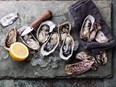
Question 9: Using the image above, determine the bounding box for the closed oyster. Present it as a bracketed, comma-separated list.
[95, 51, 107, 65]
[20, 33, 40, 50]
[36, 21, 56, 43]
[95, 31, 109, 43]
[41, 33, 59, 56]
[4, 27, 17, 51]
[65, 60, 94, 75]
[58, 21, 71, 40]
[80, 15, 95, 40]
[59, 34, 74, 60]
[76, 51, 99, 70]
[0, 12, 19, 27]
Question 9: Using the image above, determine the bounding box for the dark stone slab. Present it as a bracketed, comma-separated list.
[0, 1, 112, 79]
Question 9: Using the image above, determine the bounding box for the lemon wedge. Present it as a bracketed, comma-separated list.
[9, 42, 29, 61]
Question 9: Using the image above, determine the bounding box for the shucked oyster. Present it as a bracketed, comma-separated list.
[20, 33, 40, 50]
[80, 15, 95, 40]
[36, 21, 56, 43]
[58, 21, 71, 40]
[95, 31, 109, 43]
[59, 34, 74, 60]
[0, 12, 19, 27]
[4, 27, 17, 51]
[41, 33, 59, 56]
[65, 60, 94, 75]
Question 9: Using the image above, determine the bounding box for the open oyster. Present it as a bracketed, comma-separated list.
[95, 51, 107, 65]
[20, 33, 40, 50]
[40, 33, 59, 56]
[76, 52, 99, 70]
[0, 12, 19, 27]
[65, 60, 94, 75]
[58, 21, 71, 40]
[59, 34, 74, 60]
[36, 21, 56, 43]
[4, 27, 17, 51]
[80, 15, 95, 40]
[95, 31, 109, 43]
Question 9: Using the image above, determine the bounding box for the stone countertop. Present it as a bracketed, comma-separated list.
[0, 1, 112, 79]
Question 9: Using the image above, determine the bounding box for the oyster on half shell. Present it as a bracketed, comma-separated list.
[20, 33, 40, 50]
[4, 27, 17, 51]
[95, 31, 109, 43]
[59, 34, 74, 60]
[36, 21, 56, 43]
[80, 15, 95, 41]
[40, 33, 59, 56]
[58, 21, 71, 40]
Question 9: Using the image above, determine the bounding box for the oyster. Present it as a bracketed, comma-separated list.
[80, 15, 95, 40]
[65, 60, 94, 75]
[0, 12, 19, 27]
[95, 31, 109, 43]
[59, 34, 74, 60]
[95, 51, 107, 65]
[4, 27, 17, 51]
[76, 51, 99, 70]
[20, 33, 40, 50]
[58, 21, 71, 40]
[41, 33, 59, 56]
[36, 21, 56, 43]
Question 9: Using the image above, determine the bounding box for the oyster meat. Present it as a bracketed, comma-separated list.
[41, 33, 59, 56]
[95, 31, 109, 43]
[58, 21, 71, 40]
[80, 15, 95, 40]
[0, 12, 19, 27]
[20, 33, 40, 50]
[59, 34, 74, 60]
[95, 51, 107, 65]
[4, 27, 17, 51]
[36, 21, 56, 43]
[65, 60, 94, 75]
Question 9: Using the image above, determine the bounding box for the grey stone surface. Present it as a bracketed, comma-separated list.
[0, 1, 112, 79]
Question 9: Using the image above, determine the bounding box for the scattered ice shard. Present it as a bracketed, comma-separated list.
[0, 12, 19, 27]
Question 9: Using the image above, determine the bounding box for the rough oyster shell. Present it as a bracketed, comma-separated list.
[95, 51, 107, 65]
[58, 21, 71, 40]
[76, 51, 99, 70]
[59, 34, 74, 60]
[4, 27, 17, 51]
[65, 60, 94, 75]
[20, 33, 40, 50]
[0, 12, 19, 27]
[36, 21, 56, 43]
[41, 33, 59, 56]
[95, 31, 109, 43]
[80, 15, 95, 40]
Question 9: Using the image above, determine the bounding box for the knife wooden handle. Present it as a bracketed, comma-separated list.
[31, 10, 52, 29]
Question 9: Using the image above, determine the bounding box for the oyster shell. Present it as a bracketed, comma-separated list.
[20, 33, 40, 50]
[0, 12, 19, 27]
[59, 34, 74, 60]
[4, 27, 17, 51]
[95, 51, 107, 65]
[41, 33, 59, 56]
[76, 51, 99, 70]
[65, 60, 94, 75]
[36, 21, 56, 43]
[58, 21, 71, 40]
[80, 15, 95, 40]
[95, 31, 109, 43]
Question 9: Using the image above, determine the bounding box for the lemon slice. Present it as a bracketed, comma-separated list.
[9, 42, 29, 61]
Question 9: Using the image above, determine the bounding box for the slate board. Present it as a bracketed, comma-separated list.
[0, 1, 112, 79]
